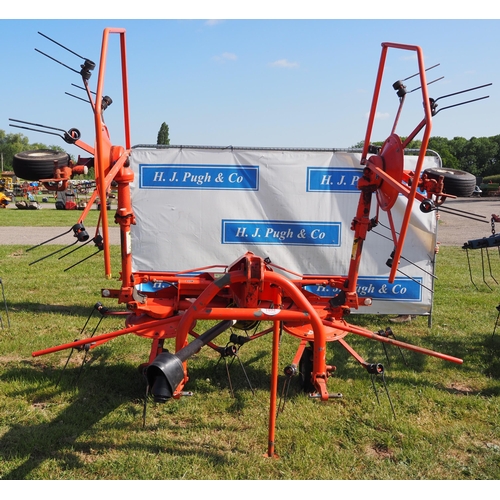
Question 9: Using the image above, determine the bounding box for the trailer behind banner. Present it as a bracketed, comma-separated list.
[129, 146, 440, 315]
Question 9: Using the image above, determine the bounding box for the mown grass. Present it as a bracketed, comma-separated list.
[1, 205, 102, 227]
[1, 242, 500, 480]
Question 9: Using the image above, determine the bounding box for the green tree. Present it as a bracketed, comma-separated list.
[351, 137, 422, 150]
[427, 136, 460, 170]
[0, 130, 65, 171]
[157, 122, 170, 145]
[486, 134, 500, 177]
[0, 131, 30, 169]
[350, 134, 500, 179]
[462, 136, 499, 177]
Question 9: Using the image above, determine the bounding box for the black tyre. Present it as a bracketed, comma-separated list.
[423, 167, 476, 197]
[12, 149, 70, 181]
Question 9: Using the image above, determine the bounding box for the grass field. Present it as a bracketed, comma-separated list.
[1, 204, 102, 227]
[1, 242, 500, 482]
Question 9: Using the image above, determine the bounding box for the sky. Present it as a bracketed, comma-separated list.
[1, 6, 500, 160]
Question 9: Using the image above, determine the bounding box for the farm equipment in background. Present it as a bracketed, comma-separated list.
[10, 29, 492, 457]
[0, 191, 11, 208]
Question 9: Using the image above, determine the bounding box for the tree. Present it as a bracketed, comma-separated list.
[0, 130, 66, 171]
[350, 137, 422, 150]
[462, 136, 499, 177]
[0, 131, 30, 169]
[428, 136, 460, 170]
[157, 122, 170, 145]
[340, 134, 500, 179]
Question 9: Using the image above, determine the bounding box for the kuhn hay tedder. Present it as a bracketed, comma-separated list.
[10, 29, 493, 457]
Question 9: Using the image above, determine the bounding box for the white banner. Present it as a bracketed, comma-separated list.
[129, 147, 439, 315]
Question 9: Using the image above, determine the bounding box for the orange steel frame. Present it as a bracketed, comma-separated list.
[31, 31, 463, 458]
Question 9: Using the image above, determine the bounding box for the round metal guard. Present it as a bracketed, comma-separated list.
[375, 133, 404, 211]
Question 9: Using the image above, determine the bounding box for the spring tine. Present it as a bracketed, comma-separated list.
[381, 328, 408, 366]
[402, 63, 440, 82]
[74, 349, 90, 385]
[434, 83, 492, 103]
[9, 117, 67, 134]
[8, 123, 65, 141]
[481, 248, 493, 290]
[433, 206, 488, 223]
[381, 343, 390, 366]
[58, 237, 95, 260]
[142, 384, 149, 429]
[71, 83, 96, 95]
[439, 205, 487, 219]
[277, 377, 290, 415]
[388, 328, 408, 365]
[278, 372, 295, 415]
[65, 92, 91, 104]
[72, 315, 104, 386]
[34, 48, 81, 75]
[80, 304, 98, 334]
[235, 352, 255, 395]
[485, 248, 499, 285]
[395, 341, 408, 366]
[434, 96, 490, 115]
[26, 227, 74, 251]
[381, 372, 397, 419]
[29, 241, 78, 265]
[371, 229, 438, 280]
[56, 305, 99, 387]
[370, 374, 381, 405]
[38, 31, 88, 61]
[394, 268, 434, 294]
[73, 318, 103, 385]
[0, 278, 10, 329]
[465, 248, 479, 290]
[63, 249, 102, 272]
[409, 76, 445, 94]
[56, 348, 75, 387]
[397, 346, 407, 366]
[225, 357, 235, 398]
[493, 310, 500, 337]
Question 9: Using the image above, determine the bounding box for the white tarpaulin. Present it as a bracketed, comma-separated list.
[129, 146, 440, 315]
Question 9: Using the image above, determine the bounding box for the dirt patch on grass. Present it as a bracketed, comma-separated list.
[365, 442, 395, 460]
[445, 382, 478, 395]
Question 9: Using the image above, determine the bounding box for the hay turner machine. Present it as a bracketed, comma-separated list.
[12, 29, 492, 457]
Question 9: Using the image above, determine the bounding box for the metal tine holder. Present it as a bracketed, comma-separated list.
[367, 363, 397, 419]
[57, 302, 129, 387]
[27, 223, 90, 265]
[462, 217, 500, 290]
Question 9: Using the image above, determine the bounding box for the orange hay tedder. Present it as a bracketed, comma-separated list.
[11, 29, 492, 457]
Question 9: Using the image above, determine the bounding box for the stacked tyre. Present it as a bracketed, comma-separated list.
[12, 150, 70, 181]
[423, 167, 476, 198]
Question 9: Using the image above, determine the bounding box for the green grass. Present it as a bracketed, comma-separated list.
[1, 206, 102, 227]
[1, 244, 500, 480]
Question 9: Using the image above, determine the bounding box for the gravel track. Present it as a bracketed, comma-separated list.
[0, 224, 120, 246]
[434, 197, 500, 247]
[1, 197, 499, 247]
